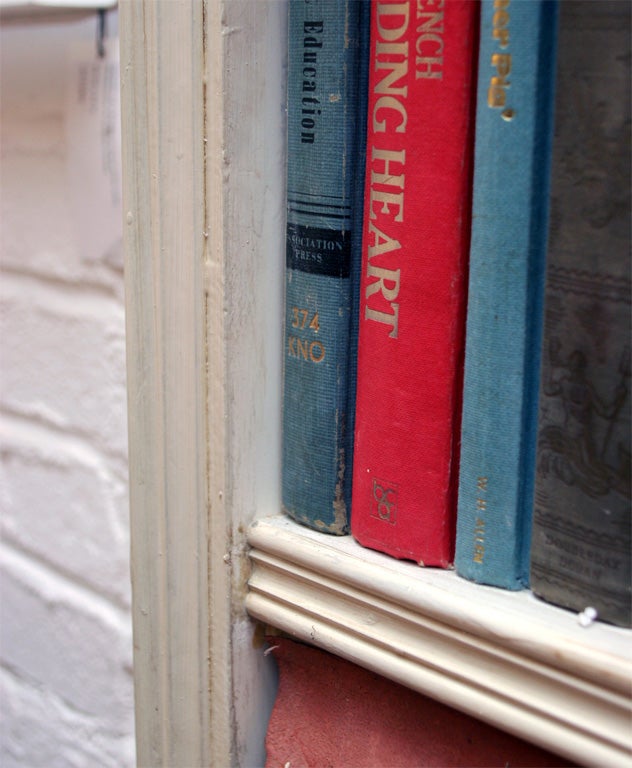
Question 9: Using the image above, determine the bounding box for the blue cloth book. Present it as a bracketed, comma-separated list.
[282, 0, 369, 533]
[455, 0, 559, 588]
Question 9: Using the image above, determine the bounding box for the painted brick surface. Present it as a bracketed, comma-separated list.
[0, 12, 134, 766]
[1, 666, 134, 768]
[1, 548, 133, 733]
[0, 278, 128, 459]
[1, 417, 130, 607]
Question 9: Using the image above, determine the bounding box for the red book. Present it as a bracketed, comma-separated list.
[351, 0, 478, 566]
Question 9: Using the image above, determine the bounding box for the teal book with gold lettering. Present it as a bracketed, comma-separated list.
[282, 0, 369, 533]
[455, 0, 559, 587]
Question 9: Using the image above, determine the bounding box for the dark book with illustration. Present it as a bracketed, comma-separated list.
[529, 0, 631, 627]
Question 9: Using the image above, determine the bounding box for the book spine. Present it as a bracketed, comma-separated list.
[455, 0, 559, 589]
[282, 0, 369, 534]
[530, 0, 631, 627]
[351, 0, 478, 566]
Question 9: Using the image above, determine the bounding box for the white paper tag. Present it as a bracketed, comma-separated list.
[65, 39, 122, 264]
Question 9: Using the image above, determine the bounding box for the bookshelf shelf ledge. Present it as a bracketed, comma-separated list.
[246, 514, 632, 768]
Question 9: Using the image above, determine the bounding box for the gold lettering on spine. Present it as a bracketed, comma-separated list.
[288, 306, 324, 364]
[375, 48, 409, 97]
[473, 476, 488, 564]
[364, 5, 410, 338]
[415, 0, 444, 79]
[367, 221, 401, 259]
[488, 54, 511, 108]
[373, 28, 408, 133]
[487, 0, 514, 120]
[370, 147, 406, 188]
[370, 188, 405, 222]
[492, 0, 510, 48]
[373, 96, 408, 134]
[376, 2, 410, 40]
[288, 336, 326, 364]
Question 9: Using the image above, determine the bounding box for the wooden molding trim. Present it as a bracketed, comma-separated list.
[120, 1, 232, 765]
[247, 515, 632, 768]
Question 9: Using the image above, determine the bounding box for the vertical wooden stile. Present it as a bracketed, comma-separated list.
[120, 0, 284, 764]
[119, 1, 231, 764]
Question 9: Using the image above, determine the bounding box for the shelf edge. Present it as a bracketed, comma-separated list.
[246, 515, 632, 768]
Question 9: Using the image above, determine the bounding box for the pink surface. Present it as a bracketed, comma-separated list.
[265, 637, 573, 768]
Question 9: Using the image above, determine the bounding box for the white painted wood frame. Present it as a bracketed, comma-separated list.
[120, 2, 631, 767]
[120, 1, 283, 765]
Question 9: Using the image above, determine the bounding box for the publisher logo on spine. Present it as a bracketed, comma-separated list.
[371, 478, 398, 524]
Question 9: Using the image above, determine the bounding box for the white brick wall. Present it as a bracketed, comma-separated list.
[0, 12, 135, 767]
